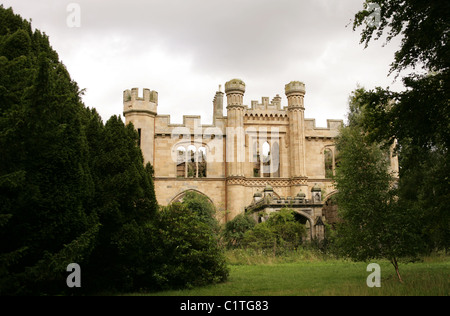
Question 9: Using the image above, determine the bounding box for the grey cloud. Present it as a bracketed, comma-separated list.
[1, 0, 401, 126]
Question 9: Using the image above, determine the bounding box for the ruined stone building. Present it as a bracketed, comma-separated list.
[123, 79, 398, 239]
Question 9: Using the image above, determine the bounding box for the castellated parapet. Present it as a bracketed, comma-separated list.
[225, 78, 246, 107]
[123, 88, 158, 116]
[224, 78, 246, 94]
[285, 81, 305, 108]
[250, 95, 282, 111]
[121, 79, 394, 239]
[122, 88, 158, 168]
[285, 81, 306, 96]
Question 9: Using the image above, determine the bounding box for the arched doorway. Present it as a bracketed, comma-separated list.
[322, 191, 339, 228]
[292, 210, 315, 241]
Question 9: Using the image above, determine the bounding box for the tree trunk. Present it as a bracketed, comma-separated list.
[391, 257, 403, 283]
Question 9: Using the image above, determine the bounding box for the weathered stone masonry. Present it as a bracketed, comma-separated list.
[122, 79, 398, 240]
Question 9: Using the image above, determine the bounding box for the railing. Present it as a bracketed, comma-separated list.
[245, 196, 321, 213]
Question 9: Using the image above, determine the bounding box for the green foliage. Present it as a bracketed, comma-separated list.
[0, 6, 98, 294]
[223, 213, 256, 248]
[353, 0, 449, 73]
[243, 222, 276, 250]
[240, 209, 306, 254]
[268, 209, 307, 249]
[351, 1, 449, 251]
[333, 91, 426, 281]
[180, 191, 218, 231]
[81, 115, 157, 293]
[1, 28, 31, 60]
[0, 6, 158, 295]
[0, 6, 231, 295]
[147, 203, 229, 291]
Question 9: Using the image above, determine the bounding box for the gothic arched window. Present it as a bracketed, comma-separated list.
[175, 144, 208, 178]
[252, 140, 281, 178]
[262, 142, 271, 178]
[187, 145, 197, 178]
[324, 148, 333, 179]
[253, 141, 260, 177]
[176, 146, 186, 178]
[198, 146, 207, 178]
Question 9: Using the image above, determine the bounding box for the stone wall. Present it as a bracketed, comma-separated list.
[123, 81, 369, 225]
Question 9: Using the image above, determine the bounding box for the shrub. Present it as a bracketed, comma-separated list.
[181, 191, 219, 232]
[148, 203, 229, 290]
[242, 222, 276, 250]
[223, 213, 256, 248]
[241, 209, 306, 254]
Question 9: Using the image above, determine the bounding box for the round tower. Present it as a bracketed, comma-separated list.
[285, 81, 305, 107]
[225, 79, 246, 219]
[123, 88, 158, 165]
[285, 81, 307, 196]
[225, 79, 246, 176]
[225, 78, 246, 106]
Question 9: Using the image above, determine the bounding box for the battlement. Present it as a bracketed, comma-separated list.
[225, 79, 246, 94]
[285, 81, 306, 96]
[250, 95, 283, 111]
[304, 119, 343, 139]
[155, 115, 225, 136]
[123, 88, 158, 116]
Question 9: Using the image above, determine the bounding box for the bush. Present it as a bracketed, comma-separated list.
[242, 222, 276, 250]
[181, 191, 219, 232]
[223, 213, 256, 248]
[241, 209, 306, 254]
[148, 203, 229, 291]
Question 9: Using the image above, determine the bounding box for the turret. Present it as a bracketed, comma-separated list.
[123, 88, 158, 116]
[225, 78, 246, 176]
[123, 88, 158, 165]
[285, 81, 305, 108]
[285, 81, 307, 194]
[225, 78, 246, 219]
[225, 78, 246, 107]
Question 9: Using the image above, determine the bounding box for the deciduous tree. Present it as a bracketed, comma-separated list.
[333, 90, 425, 282]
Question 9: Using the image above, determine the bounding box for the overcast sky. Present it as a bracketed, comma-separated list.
[1, 0, 405, 127]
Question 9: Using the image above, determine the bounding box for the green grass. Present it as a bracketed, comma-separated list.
[131, 251, 449, 296]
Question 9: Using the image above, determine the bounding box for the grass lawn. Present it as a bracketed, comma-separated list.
[137, 253, 449, 296]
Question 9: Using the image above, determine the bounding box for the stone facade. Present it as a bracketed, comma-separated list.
[123, 79, 398, 238]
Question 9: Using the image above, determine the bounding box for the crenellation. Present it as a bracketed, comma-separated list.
[304, 119, 343, 134]
[123, 87, 158, 116]
[250, 94, 284, 111]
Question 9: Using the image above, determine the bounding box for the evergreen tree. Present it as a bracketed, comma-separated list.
[0, 6, 97, 295]
[0, 6, 157, 294]
[83, 115, 157, 292]
[0, 5, 227, 295]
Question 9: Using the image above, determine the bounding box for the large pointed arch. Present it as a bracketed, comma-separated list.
[322, 190, 339, 226]
[169, 189, 214, 206]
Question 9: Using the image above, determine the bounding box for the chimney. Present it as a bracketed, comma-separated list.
[213, 85, 224, 118]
